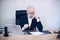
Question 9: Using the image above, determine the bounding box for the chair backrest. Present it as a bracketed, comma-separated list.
[16, 10, 27, 28]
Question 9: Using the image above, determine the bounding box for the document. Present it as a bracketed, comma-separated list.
[30, 32, 44, 35]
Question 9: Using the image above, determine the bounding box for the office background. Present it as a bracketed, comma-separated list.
[0, 0, 60, 30]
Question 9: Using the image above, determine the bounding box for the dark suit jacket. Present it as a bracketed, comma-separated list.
[20, 16, 43, 32]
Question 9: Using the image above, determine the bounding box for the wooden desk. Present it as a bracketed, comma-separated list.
[0, 34, 60, 40]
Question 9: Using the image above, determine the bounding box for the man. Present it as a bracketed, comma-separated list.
[21, 6, 43, 32]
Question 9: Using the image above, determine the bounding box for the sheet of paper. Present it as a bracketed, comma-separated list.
[30, 32, 44, 35]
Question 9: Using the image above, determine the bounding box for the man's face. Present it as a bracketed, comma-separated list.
[27, 6, 35, 18]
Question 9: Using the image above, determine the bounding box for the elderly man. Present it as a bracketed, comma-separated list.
[22, 6, 43, 32]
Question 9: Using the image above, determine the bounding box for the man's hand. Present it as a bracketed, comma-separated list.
[34, 16, 40, 22]
[22, 24, 29, 31]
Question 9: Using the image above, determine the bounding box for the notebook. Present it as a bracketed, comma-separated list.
[5, 24, 24, 34]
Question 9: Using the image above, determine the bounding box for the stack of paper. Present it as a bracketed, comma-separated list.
[30, 32, 44, 35]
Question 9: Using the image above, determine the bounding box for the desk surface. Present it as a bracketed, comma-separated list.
[0, 34, 60, 40]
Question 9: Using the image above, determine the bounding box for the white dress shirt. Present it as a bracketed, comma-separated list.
[28, 16, 33, 27]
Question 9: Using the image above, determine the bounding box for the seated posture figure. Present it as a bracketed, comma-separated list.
[21, 6, 43, 32]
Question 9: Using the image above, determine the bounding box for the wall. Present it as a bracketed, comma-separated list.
[0, 0, 60, 30]
[0, 0, 2, 27]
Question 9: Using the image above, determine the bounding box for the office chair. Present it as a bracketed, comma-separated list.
[16, 10, 27, 28]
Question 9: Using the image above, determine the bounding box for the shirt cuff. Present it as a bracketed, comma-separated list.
[22, 27, 25, 31]
[37, 18, 40, 22]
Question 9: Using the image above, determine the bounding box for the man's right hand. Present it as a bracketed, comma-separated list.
[22, 24, 29, 31]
